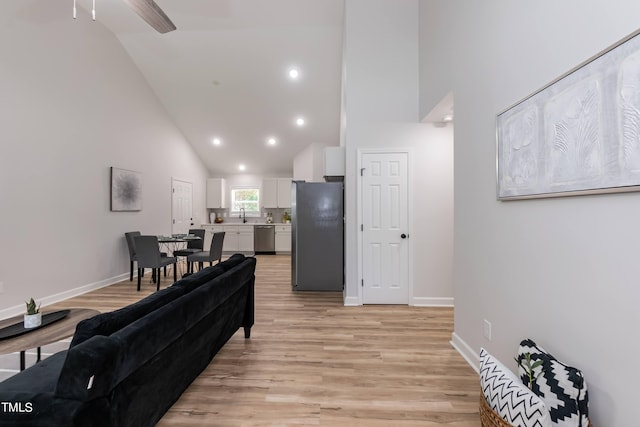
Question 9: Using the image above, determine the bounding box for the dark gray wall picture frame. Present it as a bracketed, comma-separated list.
[110, 167, 142, 211]
[497, 28, 640, 200]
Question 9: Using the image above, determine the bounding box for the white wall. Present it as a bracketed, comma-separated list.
[0, 1, 209, 316]
[293, 143, 326, 182]
[418, 0, 640, 424]
[342, 0, 453, 305]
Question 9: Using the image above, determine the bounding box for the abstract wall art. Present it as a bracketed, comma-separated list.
[110, 167, 142, 211]
[497, 29, 640, 200]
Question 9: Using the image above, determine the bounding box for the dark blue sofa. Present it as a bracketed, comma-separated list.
[0, 254, 256, 427]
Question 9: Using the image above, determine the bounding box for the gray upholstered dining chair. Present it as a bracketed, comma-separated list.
[125, 231, 168, 282]
[173, 229, 206, 273]
[187, 231, 225, 272]
[134, 235, 177, 291]
[125, 231, 142, 282]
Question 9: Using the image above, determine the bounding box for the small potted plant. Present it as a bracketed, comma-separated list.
[515, 352, 543, 390]
[24, 298, 42, 329]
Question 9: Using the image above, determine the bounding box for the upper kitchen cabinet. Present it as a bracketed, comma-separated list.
[277, 178, 292, 207]
[206, 178, 226, 209]
[262, 178, 292, 208]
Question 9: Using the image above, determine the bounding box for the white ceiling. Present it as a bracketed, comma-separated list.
[84, 0, 345, 176]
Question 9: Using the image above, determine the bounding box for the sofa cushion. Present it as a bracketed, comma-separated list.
[0, 351, 67, 394]
[171, 254, 245, 293]
[220, 253, 246, 271]
[70, 285, 184, 347]
[480, 348, 551, 427]
[517, 339, 589, 427]
[172, 265, 225, 293]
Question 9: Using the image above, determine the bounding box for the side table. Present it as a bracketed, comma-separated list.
[0, 308, 100, 371]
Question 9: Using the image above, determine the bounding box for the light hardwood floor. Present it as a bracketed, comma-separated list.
[3, 255, 481, 426]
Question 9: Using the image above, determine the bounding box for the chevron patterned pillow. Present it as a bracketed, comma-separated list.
[480, 348, 552, 427]
[517, 339, 589, 427]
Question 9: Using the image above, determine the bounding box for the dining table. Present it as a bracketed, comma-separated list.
[157, 234, 202, 276]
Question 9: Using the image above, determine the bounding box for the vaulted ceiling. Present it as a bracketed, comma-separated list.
[83, 0, 344, 175]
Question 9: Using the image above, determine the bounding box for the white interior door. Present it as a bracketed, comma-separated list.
[172, 179, 193, 235]
[361, 152, 409, 304]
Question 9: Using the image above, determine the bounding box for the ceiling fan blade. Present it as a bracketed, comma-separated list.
[122, 0, 176, 33]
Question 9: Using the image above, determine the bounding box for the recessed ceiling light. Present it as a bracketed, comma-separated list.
[295, 117, 305, 127]
[442, 114, 454, 122]
[288, 68, 300, 80]
[267, 137, 277, 146]
[212, 138, 221, 146]
[238, 164, 246, 171]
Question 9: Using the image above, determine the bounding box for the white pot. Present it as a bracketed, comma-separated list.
[24, 313, 42, 329]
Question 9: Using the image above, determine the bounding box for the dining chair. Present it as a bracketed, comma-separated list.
[125, 231, 143, 281]
[173, 229, 206, 273]
[173, 228, 205, 257]
[125, 231, 168, 282]
[187, 232, 225, 272]
[134, 235, 177, 291]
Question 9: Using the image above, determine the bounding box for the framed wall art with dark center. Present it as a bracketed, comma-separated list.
[110, 167, 142, 211]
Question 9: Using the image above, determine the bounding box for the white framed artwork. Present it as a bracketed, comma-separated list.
[497, 28, 640, 200]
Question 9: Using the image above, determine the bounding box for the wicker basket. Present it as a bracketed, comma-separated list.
[479, 393, 594, 427]
[480, 392, 511, 427]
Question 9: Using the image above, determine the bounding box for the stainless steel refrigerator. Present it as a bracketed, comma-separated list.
[291, 181, 344, 291]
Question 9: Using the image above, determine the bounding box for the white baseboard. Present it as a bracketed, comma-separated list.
[343, 295, 360, 306]
[450, 332, 479, 374]
[343, 296, 454, 307]
[0, 272, 129, 321]
[412, 297, 454, 307]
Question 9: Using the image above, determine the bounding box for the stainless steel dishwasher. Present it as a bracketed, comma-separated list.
[254, 225, 275, 254]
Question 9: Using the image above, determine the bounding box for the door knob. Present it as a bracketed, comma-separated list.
[401, 233, 408, 239]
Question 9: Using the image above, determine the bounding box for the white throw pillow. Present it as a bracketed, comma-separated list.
[480, 347, 552, 427]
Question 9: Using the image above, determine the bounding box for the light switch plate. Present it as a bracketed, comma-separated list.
[483, 319, 492, 341]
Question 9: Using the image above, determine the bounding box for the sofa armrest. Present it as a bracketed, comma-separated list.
[54, 335, 122, 402]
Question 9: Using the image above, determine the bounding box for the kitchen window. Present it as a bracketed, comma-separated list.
[231, 187, 260, 216]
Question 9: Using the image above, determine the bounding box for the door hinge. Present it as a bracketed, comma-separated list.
[361, 224, 363, 231]
[361, 279, 364, 287]
[360, 168, 365, 176]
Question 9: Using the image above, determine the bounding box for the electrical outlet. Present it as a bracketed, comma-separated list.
[483, 319, 492, 341]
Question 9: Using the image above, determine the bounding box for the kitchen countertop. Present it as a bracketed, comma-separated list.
[201, 222, 290, 226]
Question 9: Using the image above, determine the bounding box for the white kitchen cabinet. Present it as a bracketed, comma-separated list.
[262, 178, 292, 208]
[262, 178, 278, 208]
[222, 225, 238, 252]
[220, 225, 254, 253]
[324, 146, 345, 177]
[275, 225, 291, 253]
[276, 178, 292, 208]
[238, 227, 254, 252]
[206, 178, 226, 208]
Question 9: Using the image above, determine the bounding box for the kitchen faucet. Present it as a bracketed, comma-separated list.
[239, 208, 247, 223]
